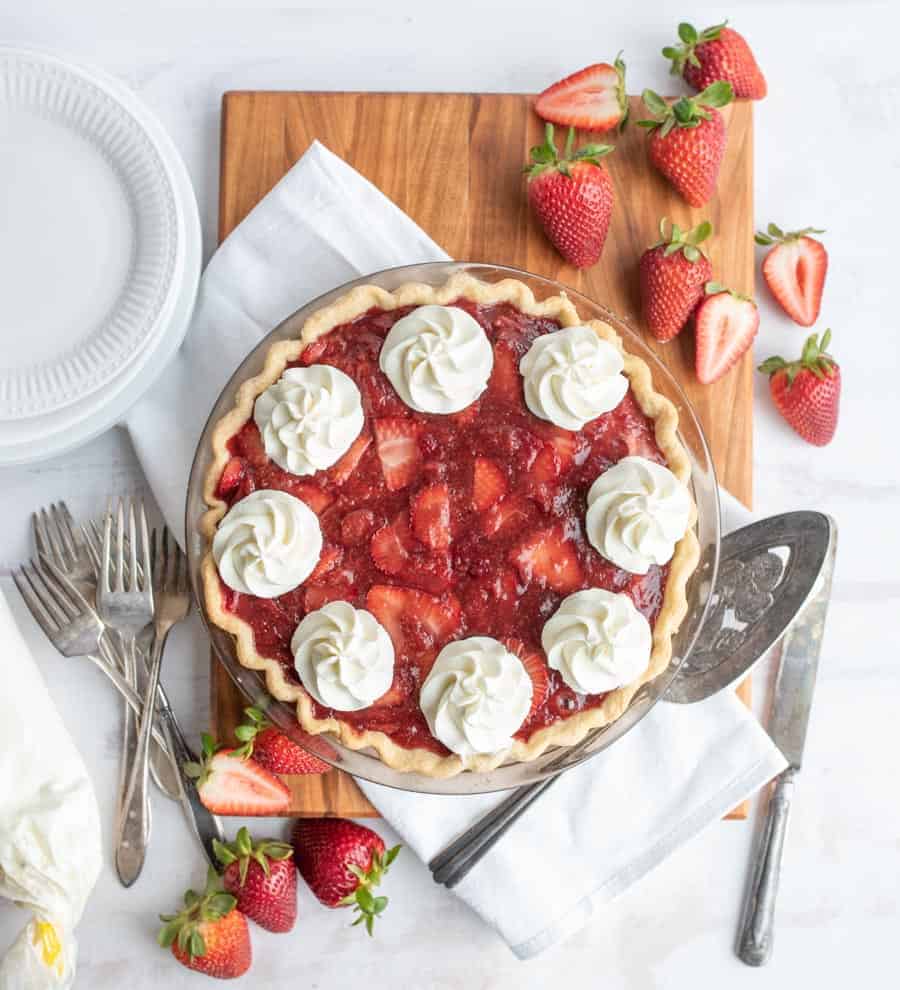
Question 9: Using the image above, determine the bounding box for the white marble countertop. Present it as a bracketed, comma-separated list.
[1, 2, 897, 987]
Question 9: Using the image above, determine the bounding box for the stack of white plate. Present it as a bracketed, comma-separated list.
[0, 47, 201, 465]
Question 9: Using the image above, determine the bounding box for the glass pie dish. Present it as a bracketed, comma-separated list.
[185, 261, 720, 795]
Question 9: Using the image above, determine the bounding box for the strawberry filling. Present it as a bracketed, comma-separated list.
[217, 300, 669, 756]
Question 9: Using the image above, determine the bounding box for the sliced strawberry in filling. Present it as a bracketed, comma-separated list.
[217, 456, 245, 498]
[373, 418, 422, 491]
[483, 494, 538, 538]
[511, 526, 583, 594]
[328, 432, 372, 485]
[503, 638, 550, 719]
[411, 483, 451, 550]
[472, 457, 507, 511]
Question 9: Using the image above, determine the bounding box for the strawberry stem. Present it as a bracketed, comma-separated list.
[158, 867, 237, 960]
[637, 81, 733, 136]
[338, 844, 402, 936]
[662, 20, 728, 77]
[754, 222, 826, 246]
[214, 826, 293, 887]
[653, 217, 713, 262]
[524, 123, 614, 179]
[758, 330, 836, 386]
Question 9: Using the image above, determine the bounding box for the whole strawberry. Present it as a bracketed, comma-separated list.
[234, 706, 330, 775]
[524, 123, 615, 268]
[664, 21, 767, 100]
[214, 827, 297, 933]
[638, 82, 733, 207]
[755, 223, 828, 327]
[759, 330, 840, 446]
[158, 868, 252, 980]
[292, 818, 401, 935]
[640, 218, 713, 341]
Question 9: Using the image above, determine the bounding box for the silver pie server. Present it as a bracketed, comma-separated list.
[429, 511, 836, 889]
[736, 513, 837, 965]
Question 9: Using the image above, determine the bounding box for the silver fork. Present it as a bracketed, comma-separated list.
[116, 527, 192, 884]
[96, 499, 155, 886]
[11, 557, 173, 755]
[14, 555, 225, 870]
[32, 502, 180, 800]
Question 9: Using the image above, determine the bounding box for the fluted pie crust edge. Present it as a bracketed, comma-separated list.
[201, 273, 700, 778]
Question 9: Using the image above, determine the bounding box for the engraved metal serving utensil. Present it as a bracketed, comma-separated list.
[430, 511, 836, 889]
[736, 514, 837, 966]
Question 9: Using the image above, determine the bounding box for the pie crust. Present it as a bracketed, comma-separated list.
[201, 274, 700, 777]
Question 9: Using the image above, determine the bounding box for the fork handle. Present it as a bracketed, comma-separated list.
[115, 632, 163, 886]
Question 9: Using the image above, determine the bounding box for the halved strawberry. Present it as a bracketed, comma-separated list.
[340, 508, 380, 547]
[529, 431, 578, 484]
[695, 286, 760, 385]
[328, 433, 372, 486]
[373, 418, 421, 491]
[299, 337, 328, 365]
[371, 512, 415, 575]
[307, 545, 343, 584]
[503, 638, 550, 718]
[186, 737, 290, 816]
[490, 343, 522, 404]
[756, 224, 827, 327]
[511, 527, 583, 593]
[410, 483, 451, 550]
[217, 457, 245, 499]
[366, 585, 461, 657]
[483, 495, 538, 538]
[472, 457, 507, 511]
[232, 422, 268, 467]
[535, 56, 629, 133]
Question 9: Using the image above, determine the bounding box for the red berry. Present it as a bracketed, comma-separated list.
[757, 224, 828, 327]
[215, 827, 297, 933]
[694, 287, 759, 385]
[535, 56, 629, 133]
[665, 22, 767, 101]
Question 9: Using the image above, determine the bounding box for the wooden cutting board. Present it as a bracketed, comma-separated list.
[213, 91, 754, 819]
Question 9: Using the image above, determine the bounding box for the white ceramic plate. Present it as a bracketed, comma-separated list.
[0, 48, 201, 465]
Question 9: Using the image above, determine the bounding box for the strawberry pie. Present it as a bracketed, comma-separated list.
[201, 274, 699, 777]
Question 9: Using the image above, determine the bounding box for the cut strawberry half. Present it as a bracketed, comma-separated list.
[217, 457, 245, 499]
[472, 457, 507, 511]
[307, 545, 343, 584]
[373, 418, 422, 491]
[188, 742, 291, 816]
[535, 56, 628, 133]
[328, 433, 372, 486]
[511, 526, 583, 594]
[757, 227, 827, 327]
[695, 287, 760, 385]
[503, 638, 550, 719]
[490, 342, 522, 404]
[482, 495, 538, 538]
[340, 508, 380, 547]
[366, 585, 461, 657]
[411, 483, 451, 550]
[371, 512, 415, 575]
[528, 431, 578, 484]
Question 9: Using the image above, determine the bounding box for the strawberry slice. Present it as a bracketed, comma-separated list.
[472, 457, 507, 511]
[490, 342, 522, 404]
[503, 638, 550, 718]
[410, 483, 451, 550]
[511, 527, 583, 593]
[758, 227, 827, 327]
[366, 585, 461, 657]
[217, 457, 245, 499]
[276, 480, 333, 515]
[340, 508, 379, 547]
[535, 57, 628, 133]
[483, 495, 538, 538]
[328, 433, 372, 486]
[371, 512, 415, 575]
[304, 584, 350, 612]
[373, 418, 421, 491]
[306, 545, 343, 584]
[232, 422, 268, 467]
[528, 431, 578, 484]
[191, 745, 291, 816]
[299, 337, 328, 365]
[695, 288, 760, 385]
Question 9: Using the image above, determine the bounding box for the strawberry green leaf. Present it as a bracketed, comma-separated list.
[678, 22, 698, 44]
[696, 80, 733, 108]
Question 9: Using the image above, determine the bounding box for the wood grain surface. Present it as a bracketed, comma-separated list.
[214, 91, 754, 818]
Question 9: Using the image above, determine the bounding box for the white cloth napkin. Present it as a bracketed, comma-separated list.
[0, 589, 102, 989]
[124, 140, 786, 959]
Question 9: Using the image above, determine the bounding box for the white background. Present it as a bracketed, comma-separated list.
[0, 2, 897, 988]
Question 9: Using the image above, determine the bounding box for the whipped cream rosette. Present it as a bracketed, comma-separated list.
[253, 365, 363, 476]
[379, 304, 493, 414]
[586, 456, 691, 574]
[419, 637, 532, 758]
[212, 489, 322, 597]
[542, 588, 652, 695]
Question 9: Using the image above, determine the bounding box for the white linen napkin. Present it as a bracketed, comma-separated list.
[0, 588, 102, 989]
[124, 140, 786, 959]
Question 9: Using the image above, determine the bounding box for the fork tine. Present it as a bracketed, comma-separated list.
[163, 527, 173, 591]
[22, 563, 70, 628]
[82, 523, 101, 574]
[127, 500, 138, 593]
[37, 556, 81, 620]
[12, 567, 59, 635]
[40, 555, 94, 616]
[55, 502, 82, 558]
[115, 500, 125, 593]
[138, 502, 152, 594]
[32, 510, 52, 561]
[49, 504, 77, 568]
[42, 507, 70, 568]
[102, 504, 113, 593]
